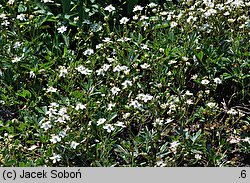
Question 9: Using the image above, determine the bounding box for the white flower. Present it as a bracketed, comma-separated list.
[136, 94, 153, 102]
[50, 134, 61, 144]
[156, 160, 166, 167]
[103, 124, 115, 133]
[191, 74, 198, 80]
[7, 0, 15, 5]
[74, 16, 79, 22]
[46, 86, 57, 93]
[49, 102, 59, 108]
[59, 130, 67, 138]
[107, 103, 116, 111]
[122, 80, 132, 89]
[28, 145, 38, 151]
[76, 65, 92, 75]
[133, 5, 144, 12]
[41, 121, 52, 131]
[143, 94, 153, 102]
[239, 112, 245, 117]
[227, 108, 238, 115]
[223, 11, 230, 16]
[56, 117, 66, 123]
[140, 15, 149, 21]
[12, 56, 22, 63]
[186, 99, 193, 105]
[46, 108, 57, 117]
[185, 90, 193, 96]
[182, 56, 189, 61]
[141, 44, 149, 50]
[129, 100, 142, 109]
[231, 0, 244, 7]
[117, 37, 131, 42]
[29, 71, 36, 78]
[1, 20, 10, 26]
[46, 87, 57, 94]
[195, 154, 202, 160]
[96, 43, 103, 49]
[57, 25, 67, 34]
[169, 60, 177, 64]
[140, 63, 150, 69]
[50, 153, 61, 164]
[70, 141, 80, 149]
[114, 121, 126, 128]
[170, 141, 180, 148]
[104, 5, 116, 12]
[133, 15, 138, 20]
[58, 107, 66, 115]
[120, 17, 129, 24]
[102, 64, 111, 71]
[214, 77, 222, 84]
[102, 37, 112, 43]
[84, 48, 94, 55]
[123, 113, 131, 119]
[201, 79, 210, 85]
[243, 137, 250, 144]
[113, 65, 122, 72]
[58, 66, 68, 77]
[0, 13, 7, 19]
[107, 57, 115, 62]
[228, 136, 240, 144]
[91, 23, 102, 32]
[153, 118, 164, 127]
[165, 118, 173, 124]
[75, 103, 86, 110]
[97, 118, 106, 126]
[13, 42, 21, 49]
[207, 102, 216, 109]
[228, 19, 236, 23]
[204, 9, 217, 18]
[113, 65, 129, 73]
[170, 21, 178, 28]
[160, 11, 168, 16]
[205, 90, 210, 95]
[147, 2, 157, 8]
[17, 14, 26, 21]
[96, 69, 104, 76]
[111, 86, 120, 95]
[42, 0, 54, 3]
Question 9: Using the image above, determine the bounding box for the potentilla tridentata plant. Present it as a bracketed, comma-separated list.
[0, 0, 249, 167]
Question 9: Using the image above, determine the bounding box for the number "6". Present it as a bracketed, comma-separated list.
[241, 170, 246, 178]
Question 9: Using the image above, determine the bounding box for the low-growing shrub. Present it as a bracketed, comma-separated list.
[0, 0, 249, 167]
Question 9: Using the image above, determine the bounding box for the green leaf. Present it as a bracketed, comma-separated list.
[222, 72, 233, 79]
[62, 34, 69, 47]
[5, 160, 17, 166]
[35, 158, 45, 165]
[61, 0, 71, 14]
[196, 51, 204, 61]
[16, 89, 30, 99]
[168, 31, 175, 42]
[154, 22, 169, 29]
[109, 112, 117, 122]
[21, 89, 32, 99]
[19, 162, 28, 167]
[35, 107, 45, 114]
[190, 130, 201, 143]
[18, 4, 27, 13]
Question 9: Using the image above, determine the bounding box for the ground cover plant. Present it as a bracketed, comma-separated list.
[0, 0, 249, 167]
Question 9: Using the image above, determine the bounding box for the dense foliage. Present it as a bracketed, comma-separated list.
[0, 0, 249, 167]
